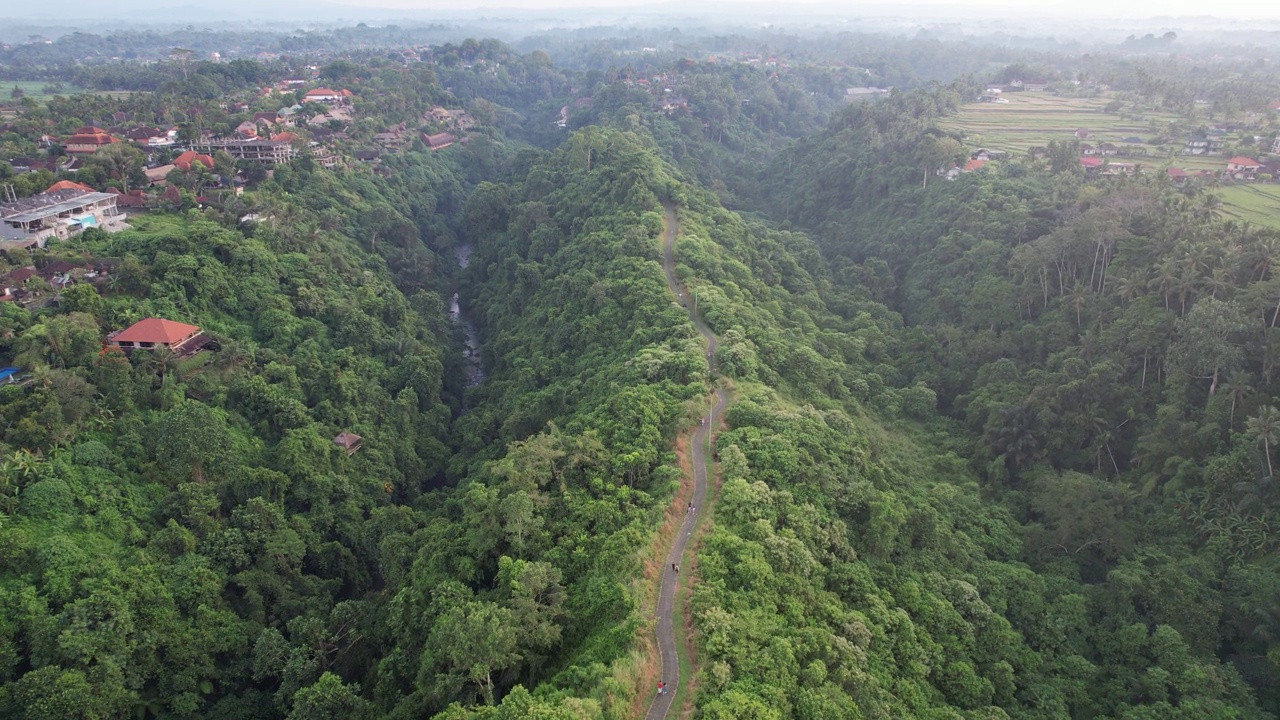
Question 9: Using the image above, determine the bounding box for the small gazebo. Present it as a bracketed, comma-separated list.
[333, 431, 362, 456]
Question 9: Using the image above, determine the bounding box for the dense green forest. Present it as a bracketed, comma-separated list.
[5, 24, 1280, 720]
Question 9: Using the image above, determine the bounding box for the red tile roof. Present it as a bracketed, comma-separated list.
[1080, 156, 1104, 168]
[108, 188, 146, 207]
[112, 318, 200, 345]
[66, 131, 118, 146]
[270, 132, 299, 142]
[6, 267, 36, 284]
[1227, 156, 1260, 167]
[1167, 167, 1189, 177]
[45, 180, 95, 193]
[305, 87, 338, 97]
[963, 158, 986, 172]
[174, 150, 215, 171]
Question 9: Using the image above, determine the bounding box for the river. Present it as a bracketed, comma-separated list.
[449, 244, 486, 389]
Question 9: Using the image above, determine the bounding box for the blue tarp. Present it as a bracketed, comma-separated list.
[0, 367, 19, 382]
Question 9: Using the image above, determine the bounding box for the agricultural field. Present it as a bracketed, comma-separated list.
[941, 92, 1280, 228]
[938, 92, 1185, 155]
[1217, 184, 1280, 229]
[1, 80, 83, 103]
[0, 80, 135, 105]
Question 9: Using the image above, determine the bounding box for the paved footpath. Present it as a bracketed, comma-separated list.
[646, 203, 728, 720]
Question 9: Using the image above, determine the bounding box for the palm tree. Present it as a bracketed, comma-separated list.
[1110, 272, 1146, 305]
[142, 346, 179, 383]
[1067, 282, 1090, 329]
[1246, 405, 1280, 479]
[1184, 242, 1218, 278]
[1220, 372, 1254, 431]
[1154, 261, 1179, 310]
[1247, 234, 1280, 282]
[1206, 266, 1234, 300]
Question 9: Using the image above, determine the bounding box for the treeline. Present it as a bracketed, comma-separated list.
[759, 88, 1280, 714]
[0, 168, 457, 718]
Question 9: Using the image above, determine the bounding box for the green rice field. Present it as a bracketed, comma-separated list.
[1218, 184, 1280, 229]
[2, 80, 83, 102]
[1, 80, 135, 106]
[938, 92, 1185, 155]
[941, 92, 1280, 228]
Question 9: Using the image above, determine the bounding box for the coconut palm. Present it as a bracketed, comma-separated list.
[1246, 405, 1280, 479]
[1220, 372, 1254, 431]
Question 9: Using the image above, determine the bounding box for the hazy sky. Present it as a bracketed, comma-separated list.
[335, 0, 1280, 20]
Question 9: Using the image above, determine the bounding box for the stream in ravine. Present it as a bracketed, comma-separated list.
[448, 244, 486, 389]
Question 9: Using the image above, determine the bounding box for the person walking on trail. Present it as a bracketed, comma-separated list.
[658, 682, 665, 695]
[672, 562, 677, 571]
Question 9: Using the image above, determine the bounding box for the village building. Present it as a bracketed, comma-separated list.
[1184, 133, 1225, 155]
[333, 431, 363, 455]
[303, 88, 353, 104]
[374, 125, 410, 148]
[6, 157, 55, 174]
[64, 126, 119, 154]
[107, 318, 208, 355]
[145, 165, 176, 185]
[1, 184, 127, 249]
[1225, 156, 1262, 180]
[174, 150, 215, 171]
[125, 126, 177, 148]
[845, 87, 889, 101]
[192, 137, 295, 164]
[423, 132, 456, 150]
[661, 97, 690, 113]
[253, 111, 283, 127]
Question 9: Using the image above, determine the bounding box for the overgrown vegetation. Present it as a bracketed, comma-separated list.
[4, 23, 1280, 720]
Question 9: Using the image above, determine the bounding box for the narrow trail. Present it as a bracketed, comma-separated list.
[646, 202, 729, 720]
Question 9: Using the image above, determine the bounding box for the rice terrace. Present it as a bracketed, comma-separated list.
[940, 91, 1280, 229]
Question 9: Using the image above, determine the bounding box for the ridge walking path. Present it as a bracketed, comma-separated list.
[646, 202, 729, 720]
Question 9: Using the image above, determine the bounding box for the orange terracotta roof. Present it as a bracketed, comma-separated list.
[963, 158, 986, 172]
[1227, 156, 1260, 166]
[270, 132, 299, 142]
[66, 132, 118, 146]
[112, 318, 200, 344]
[174, 150, 215, 171]
[45, 180, 95, 193]
[305, 87, 338, 96]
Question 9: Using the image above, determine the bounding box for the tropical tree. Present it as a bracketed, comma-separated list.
[1246, 405, 1280, 479]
